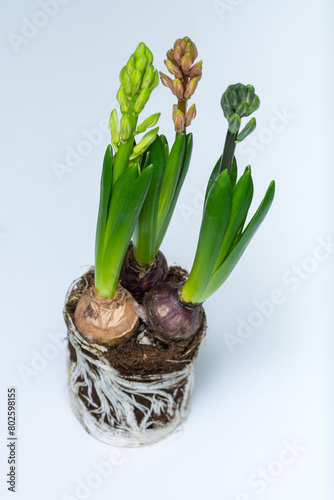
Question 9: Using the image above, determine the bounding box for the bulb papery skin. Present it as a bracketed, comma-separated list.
[120, 243, 168, 300]
[74, 284, 139, 346]
[143, 282, 203, 342]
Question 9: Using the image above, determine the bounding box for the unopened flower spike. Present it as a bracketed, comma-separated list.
[219, 83, 260, 175]
[112, 42, 160, 184]
[160, 36, 202, 135]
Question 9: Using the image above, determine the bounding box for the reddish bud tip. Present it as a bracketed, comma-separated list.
[159, 72, 174, 92]
[185, 103, 197, 126]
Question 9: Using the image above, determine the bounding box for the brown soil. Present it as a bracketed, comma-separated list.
[65, 267, 206, 377]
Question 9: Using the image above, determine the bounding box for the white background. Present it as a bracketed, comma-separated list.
[0, 0, 333, 499]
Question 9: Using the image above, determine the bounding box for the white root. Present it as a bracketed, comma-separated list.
[65, 310, 197, 447]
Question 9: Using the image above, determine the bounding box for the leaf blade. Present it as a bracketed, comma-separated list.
[199, 180, 275, 302]
[181, 170, 232, 303]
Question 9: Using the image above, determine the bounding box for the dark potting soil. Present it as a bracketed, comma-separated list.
[65, 267, 206, 377]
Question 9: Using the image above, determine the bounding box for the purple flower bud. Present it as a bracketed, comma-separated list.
[185, 103, 196, 126]
[173, 45, 182, 64]
[164, 59, 183, 79]
[166, 49, 177, 64]
[173, 79, 184, 100]
[181, 53, 193, 74]
[180, 37, 190, 52]
[173, 110, 185, 133]
[184, 77, 198, 99]
[188, 60, 202, 78]
[159, 72, 174, 92]
[172, 104, 178, 121]
[185, 41, 198, 61]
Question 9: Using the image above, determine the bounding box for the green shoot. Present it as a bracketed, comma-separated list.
[180, 83, 275, 304]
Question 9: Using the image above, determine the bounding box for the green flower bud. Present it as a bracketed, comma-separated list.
[228, 113, 241, 134]
[137, 112, 161, 133]
[145, 46, 153, 65]
[229, 89, 238, 108]
[130, 127, 159, 159]
[237, 85, 247, 102]
[245, 85, 255, 105]
[120, 114, 133, 141]
[135, 54, 148, 73]
[119, 67, 132, 96]
[130, 68, 143, 95]
[172, 104, 178, 121]
[222, 104, 232, 120]
[221, 83, 259, 119]
[117, 85, 130, 113]
[134, 42, 146, 58]
[108, 109, 120, 146]
[245, 95, 260, 116]
[236, 117, 256, 142]
[236, 101, 248, 116]
[150, 69, 159, 91]
[141, 65, 154, 89]
[134, 88, 150, 113]
[126, 54, 136, 77]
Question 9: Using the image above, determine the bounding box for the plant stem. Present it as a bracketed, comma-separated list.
[219, 129, 238, 175]
[176, 76, 188, 138]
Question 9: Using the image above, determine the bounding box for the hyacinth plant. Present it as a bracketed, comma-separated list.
[143, 84, 275, 341]
[120, 37, 202, 299]
[74, 43, 161, 346]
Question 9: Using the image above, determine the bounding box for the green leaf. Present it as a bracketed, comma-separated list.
[156, 133, 186, 235]
[95, 145, 113, 278]
[204, 155, 221, 205]
[213, 167, 253, 272]
[155, 133, 193, 252]
[159, 134, 169, 163]
[133, 136, 166, 264]
[199, 180, 275, 302]
[96, 166, 153, 298]
[181, 170, 232, 304]
[204, 155, 237, 205]
[104, 164, 139, 241]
